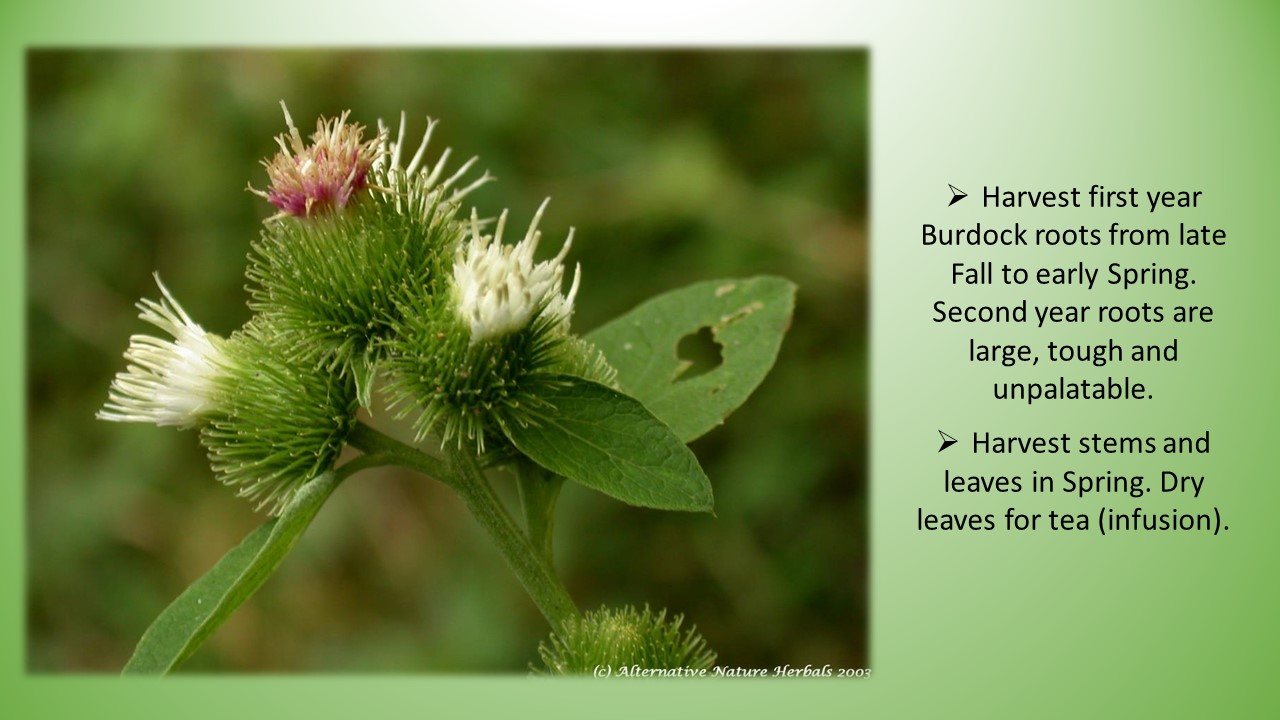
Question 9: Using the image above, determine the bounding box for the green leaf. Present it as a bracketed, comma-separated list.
[503, 376, 713, 512]
[122, 471, 341, 674]
[586, 276, 795, 442]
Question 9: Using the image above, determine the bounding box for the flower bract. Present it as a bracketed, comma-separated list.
[371, 112, 493, 219]
[534, 605, 716, 675]
[200, 318, 359, 515]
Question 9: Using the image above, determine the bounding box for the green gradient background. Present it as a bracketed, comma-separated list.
[4, 2, 1278, 720]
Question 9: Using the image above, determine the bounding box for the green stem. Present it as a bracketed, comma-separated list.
[447, 445, 579, 633]
[334, 452, 396, 480]
[345, 421, 579, 632]
[345, 421, 451, 484]
[516, 458, 564, 565]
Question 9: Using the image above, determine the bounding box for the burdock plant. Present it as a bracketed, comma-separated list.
[99, 102, 795, 674]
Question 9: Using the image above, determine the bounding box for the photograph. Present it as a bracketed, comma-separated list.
[26, 49, 868, 673]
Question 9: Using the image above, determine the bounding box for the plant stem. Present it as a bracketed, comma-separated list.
[516, 458, 564, 565]
[345, 421, 451, 485]
[334, 452, 395, 480]
[345, 421, 579, 632]
[447, 445, 579, 633]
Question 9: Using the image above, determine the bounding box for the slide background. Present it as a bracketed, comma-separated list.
[4, 0, 1277, 716]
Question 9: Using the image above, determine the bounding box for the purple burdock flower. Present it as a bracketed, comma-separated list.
[249, 101, 383, 219]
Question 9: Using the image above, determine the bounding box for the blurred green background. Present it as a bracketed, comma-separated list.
[26, 50, 866, 672]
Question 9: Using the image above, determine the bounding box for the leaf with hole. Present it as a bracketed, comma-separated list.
[122, 471, 340, 674]
[585, 276, 795, 443]
[503, 376, 713, 512]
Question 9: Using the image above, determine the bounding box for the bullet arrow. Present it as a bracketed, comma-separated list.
[948, 184, 967, 206]
[938, 430, 958, 452]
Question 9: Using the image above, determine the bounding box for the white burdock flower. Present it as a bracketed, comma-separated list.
[452, 198, 581, 343]
[372, 112, 494, 218]
[97, 275, 231, 429]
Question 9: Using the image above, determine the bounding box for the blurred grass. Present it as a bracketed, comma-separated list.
[26, 49, 866, 672]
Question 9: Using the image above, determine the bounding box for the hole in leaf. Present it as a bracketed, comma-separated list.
[673, 326, 724, 383]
